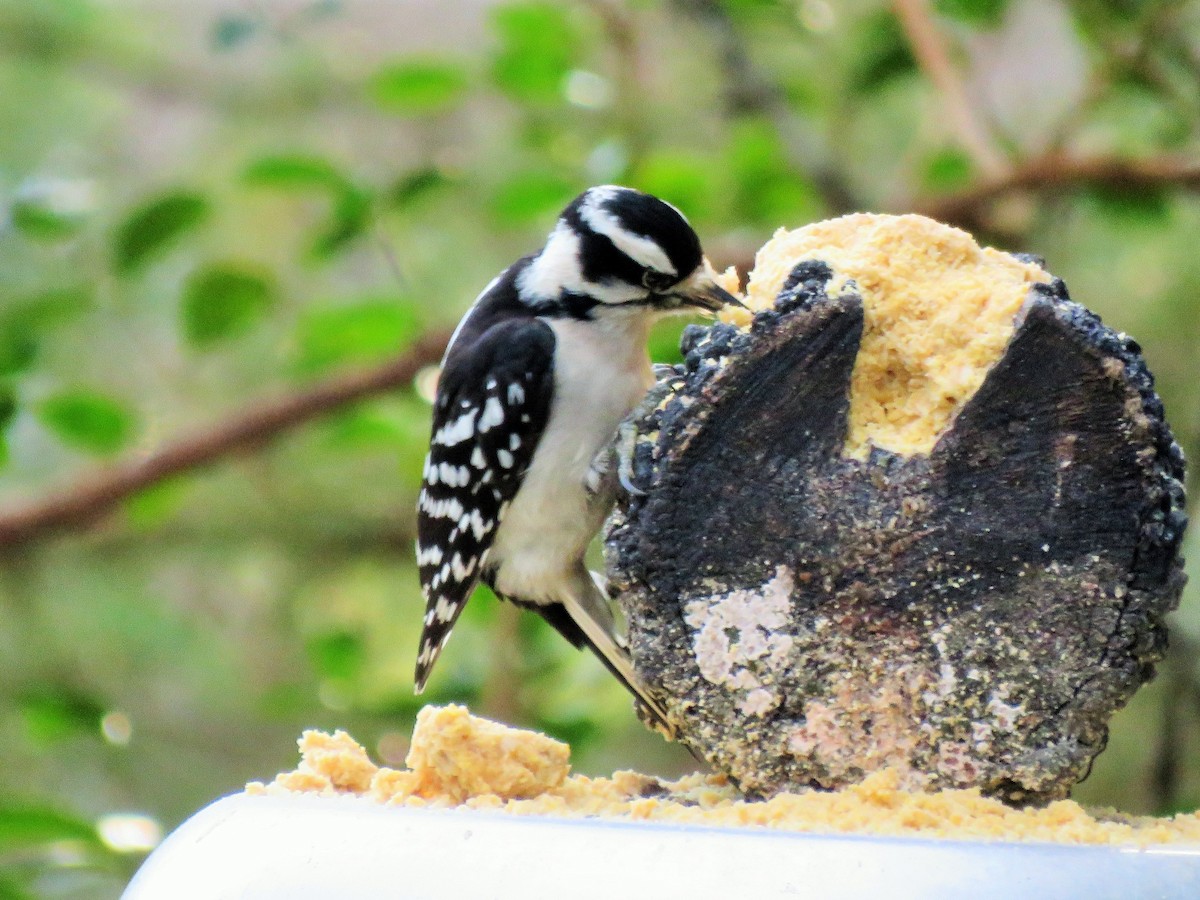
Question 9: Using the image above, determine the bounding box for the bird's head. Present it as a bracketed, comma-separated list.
[517, 185, 742, 319]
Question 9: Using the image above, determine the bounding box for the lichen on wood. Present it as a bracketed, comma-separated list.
[606, 220, 1187, 804]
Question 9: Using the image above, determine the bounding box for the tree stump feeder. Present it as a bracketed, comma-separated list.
[606, 214, 1187, 804]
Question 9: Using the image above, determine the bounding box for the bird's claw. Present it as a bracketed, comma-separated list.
[615, 368, 685, 499]
[615, 417, 647, 497]
[652, 362, 680, 381]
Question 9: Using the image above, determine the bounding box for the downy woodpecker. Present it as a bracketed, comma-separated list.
[414, 186, 740, 731]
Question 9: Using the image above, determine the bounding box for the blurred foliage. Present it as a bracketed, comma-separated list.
[36, 391, 135, 456]
[370, 59, 471, 115]
[0, 0, 1198, 895]
[113, 193, 211, 275]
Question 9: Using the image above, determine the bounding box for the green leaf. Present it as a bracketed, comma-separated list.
[921, 147, 975, 193]
[322, 407, 407, 448]
[0, 805, 101, 851]
[0, 389, 15, 431]
[0, 286, 91, 375]
[182, 264, 274, 347]
[1069, 0, 1145, 50]
[388, 168, 452, 209]
[0, 872, 34, 900]
[8, 285, 92, 328]
[369, 60, 470, 115]
[257, 683, 314, 719]
[1085, 182, 1170, 227]
[243, 154, 350, 192]
[125, 477, 191, 530]
[1086, 79, 1185, 154]
[38, 390, 135, 455]
[10, 199, 81, 241]
[212, 13, 259, 50]
[113, 192, 210, 274]
[243, 157, 370, 258]
[934, 0, 1010, 27]
[727, 118, 821, 224]
[534, 712, 599, 750]
[850, 11, 916, 95]
[307, 630, 365, 681]
[720, 0, 788, 17]
[294, 300, 421, 374]
[0, 329, 37, 376]
[0, 0, 95, 63]
[631, 151, 717, 223]
[488, 171, 575, 224]
[489, 2, 578, 103]
[19, 691, 105, 745]
[0, 386, 15, 465]
[310, 188, 372, 258]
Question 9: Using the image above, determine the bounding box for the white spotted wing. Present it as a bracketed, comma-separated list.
[414, 317, 555, 690]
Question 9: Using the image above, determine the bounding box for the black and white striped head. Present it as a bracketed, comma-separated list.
[516, 186, 740, 317]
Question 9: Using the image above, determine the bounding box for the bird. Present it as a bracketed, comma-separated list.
[413, 185, 741, 732]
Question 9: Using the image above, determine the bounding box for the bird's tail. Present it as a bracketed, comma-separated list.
[560, 567, 677, 739]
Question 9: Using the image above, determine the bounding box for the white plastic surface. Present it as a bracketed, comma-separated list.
[125, 792, 1200, 899]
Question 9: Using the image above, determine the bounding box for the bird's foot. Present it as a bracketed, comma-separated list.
[616, 366, 685, 498]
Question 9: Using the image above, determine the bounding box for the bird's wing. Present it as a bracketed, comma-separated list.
[414, 317, 556, 691]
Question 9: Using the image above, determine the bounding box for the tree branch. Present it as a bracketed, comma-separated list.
[0, 329, 452, 551]
[916, 154, 1200, 227]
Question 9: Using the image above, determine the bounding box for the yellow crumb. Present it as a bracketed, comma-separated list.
[725, 214, 1049, 458]
[404, 704, 569, 803]
[298, 729, 379, 793]
[248, 706, 1200, 846]
[709, 261, 749, 325]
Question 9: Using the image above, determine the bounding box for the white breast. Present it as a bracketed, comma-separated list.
[487, 313, 653, 604]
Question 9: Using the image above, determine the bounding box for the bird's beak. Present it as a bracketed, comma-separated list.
[667, 268, 746, 312]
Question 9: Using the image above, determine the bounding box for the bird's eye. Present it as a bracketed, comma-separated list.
[642, 270, 675, 292]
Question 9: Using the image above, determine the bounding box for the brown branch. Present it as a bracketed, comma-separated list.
[916, 154, 1200, 227]
[0, 329, 452, 551]
[892, 0, 1008, 178]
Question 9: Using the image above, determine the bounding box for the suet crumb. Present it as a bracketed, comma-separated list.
[247, 706, 1200, 846]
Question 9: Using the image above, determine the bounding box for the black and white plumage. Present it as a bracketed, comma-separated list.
[414, 185, 740, 732]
